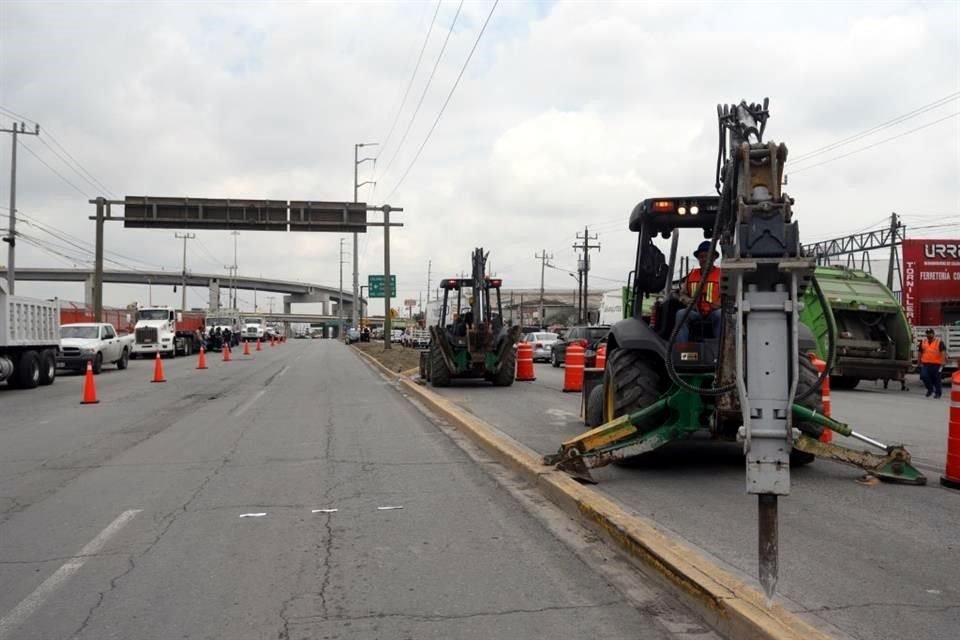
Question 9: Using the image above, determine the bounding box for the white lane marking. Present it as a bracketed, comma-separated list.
[377, 506, 404, 511]
[275, 365, 289, 379]
[311, 508, 338, 514]
[232, 389, 267, 417]
[0, 509, 142, 639]
[239, 513, 267, 518]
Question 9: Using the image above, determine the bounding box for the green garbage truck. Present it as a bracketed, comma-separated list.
[800, 266, 913, 389]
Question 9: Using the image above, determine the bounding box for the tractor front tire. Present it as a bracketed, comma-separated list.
[429, 343, 451, 387]
[791, 355, 825, 467]
[492, 346, 516, 387]
[605, 348, 665, 431]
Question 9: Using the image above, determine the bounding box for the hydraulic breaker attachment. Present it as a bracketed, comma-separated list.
[543, 384, 706, 483]
[791, 405, 927, 485]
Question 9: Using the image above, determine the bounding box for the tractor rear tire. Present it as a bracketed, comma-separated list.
[429, 343, 451, 388]
[492, 346, 516, 387]
[605, 348, 666, 432]
[791, 355, 825, 467]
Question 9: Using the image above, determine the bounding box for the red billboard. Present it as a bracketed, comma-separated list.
[902, 239, 960, 326]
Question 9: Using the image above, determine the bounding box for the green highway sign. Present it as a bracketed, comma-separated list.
[367, 275, 397, 298]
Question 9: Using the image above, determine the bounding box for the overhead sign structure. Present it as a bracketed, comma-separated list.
[367, 275, 397, 298]
[123, 196, 367, 232]
[289, 201, 367, 233]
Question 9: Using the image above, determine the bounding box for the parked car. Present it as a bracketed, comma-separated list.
[523, 332, 559, 362]
[58, 323, 134, 374]
[345, 328, 361, 344]
[550, 325, 610, 368]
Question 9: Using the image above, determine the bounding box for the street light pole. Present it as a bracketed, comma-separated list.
[354, 142, 377, 332]
[2, 121, 40, 294]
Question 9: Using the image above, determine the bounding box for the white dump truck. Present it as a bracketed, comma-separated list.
[0, 280, 60, 389]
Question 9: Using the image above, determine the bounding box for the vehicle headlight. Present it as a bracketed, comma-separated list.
[81, 348, 96, 354]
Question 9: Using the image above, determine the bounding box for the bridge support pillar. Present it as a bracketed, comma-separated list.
[84, 274, 96, 307]
[209, 279, 221, 311]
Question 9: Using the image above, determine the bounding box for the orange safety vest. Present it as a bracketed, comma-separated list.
[920, 338, 945, 365]
[686, 267, 722, 315]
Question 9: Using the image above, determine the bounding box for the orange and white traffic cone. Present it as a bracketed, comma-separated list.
[256, 338, 262, 352]
[223, 344, 232, 362]
[197, 346, 208, 370]
[516, 342, 536, 381]
[810, 356, 833, 443]
[243, 340, 251, 356]
[595, 343, 607, 370]
[941, 370, 960, 489]
[81, 361, 99, 404]
[151, 352, 166, 383]
[563, 344, 585, 392]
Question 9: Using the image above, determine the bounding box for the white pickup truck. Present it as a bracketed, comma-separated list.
[58, 323, 134, 373]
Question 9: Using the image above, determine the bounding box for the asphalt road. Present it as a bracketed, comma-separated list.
[429, 362, 960, 640]
[0, 341, 710, 639]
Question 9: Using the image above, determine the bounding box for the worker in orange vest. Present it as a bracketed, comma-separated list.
[676, 241, 722, 343]
[918, 328, 946, 398]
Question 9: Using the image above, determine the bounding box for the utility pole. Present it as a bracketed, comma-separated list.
[535, 250, 552, 328]
[1, 121, 40, 294]
[886, 212, 900, 291]
[354, 142, 377, 332]
[338, 237, 346, 339]
[266, 295, 276, 314]
[383, 206, 394, 349]
[175, 232, 195, 311]
[574, 227, 600, 324]
[426, 259, 432, 306]
[230, 231, 240, 309]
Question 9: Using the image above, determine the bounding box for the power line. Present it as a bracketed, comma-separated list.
[788, 111, 960, 176]
[375, 0, 442, 165]
[385, 0, 499, 200]
[39, 130, 116, 198]
[790, 91, 960, 164]
[17, 139, 90, 197]
[0, 105, 38, 125]
[380, 0, 465, 182]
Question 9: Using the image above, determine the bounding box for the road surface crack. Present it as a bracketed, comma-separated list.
[798, 600, 960, 614]
[288, 600, 625, 625]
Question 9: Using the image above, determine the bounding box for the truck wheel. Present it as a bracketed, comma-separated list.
[13, 351, 41, 389]
[492, 346, 516, 386]
[92, 352, 103, 374]
[586, 384, 604, 428]
[38, 350, 57, 386]
[791, 355, 825, 467]
[831, 376, 859, 390]
[604, 348, 666, 432]
[429, 343, 451, 387]
[117, 348, 129, 370]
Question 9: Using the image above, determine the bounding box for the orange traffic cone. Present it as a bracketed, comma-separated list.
[151, 352, 166, 383]
[595, 343, 607, 369]
[516, 342, 536, 381]
[941, 370, 960, 489]
[81, 361, 99, 404]
[223, 344, 232, 362]
[563, 344, 585, 392]
[256, 338, 262, 352]
[197, 346, 208, 370]
[243, 340, 251, 356]
[810, 356, 832, 443]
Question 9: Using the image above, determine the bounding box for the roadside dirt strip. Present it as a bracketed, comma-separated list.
[351, 346, 834, 640]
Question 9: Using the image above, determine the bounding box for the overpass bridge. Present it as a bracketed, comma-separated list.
[0, 267, 364, 316]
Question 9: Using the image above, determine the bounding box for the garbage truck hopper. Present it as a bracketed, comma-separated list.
[800, 266, 912, 389]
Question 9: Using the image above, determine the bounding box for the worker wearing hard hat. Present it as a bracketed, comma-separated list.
[676, 241, 722, 343]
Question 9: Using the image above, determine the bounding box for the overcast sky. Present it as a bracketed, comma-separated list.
[1, 0, 958, 314]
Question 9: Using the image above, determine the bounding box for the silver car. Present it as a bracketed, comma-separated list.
[523, 332, 559, 362]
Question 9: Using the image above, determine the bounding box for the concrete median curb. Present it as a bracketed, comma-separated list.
[387, 371, 833, 640]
